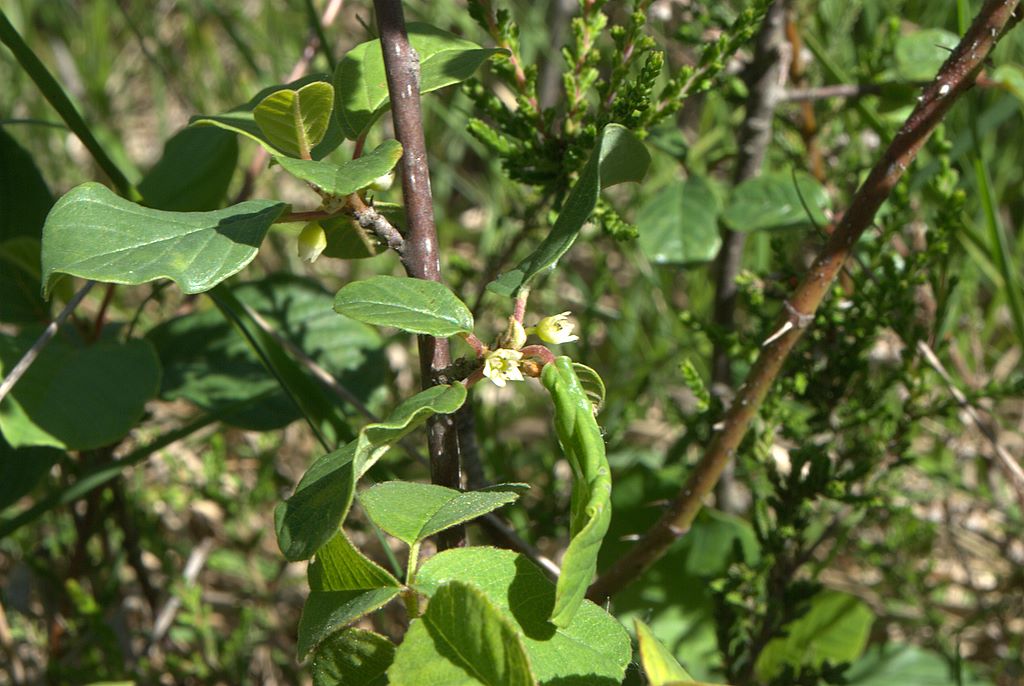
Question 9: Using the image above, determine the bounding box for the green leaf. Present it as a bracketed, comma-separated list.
[992, 64, 1024, 109]
[190, 75, 344, 160]
[0, 334, 161, 450]
[335, 23, 505, 140]
[334, 275, 474, 336]
[389, 581, 536, 686]
[572, 362, 606, 414]
[312, 628, 395, 686]
[297, 532, 402, 660]
[721, 172, 829, 233]
[137, 126, 239, 212]
[275, 139, 403, 196]
[275, 383, 467, 561]
[636, 619, 695, 686]
[415, 547, 631, 685]
[754, 590, 874, 682]
[845, 644, 992, 686]
[488, 125, 650, 297]
[0, 435, 62, 511]
[253, 81, 334, 159]
[893, 28, 960, 82]
[147, 274, 385, 430]
[40, 183, 288, 298]
[0, 125, 53, 323]
[637, 175, 722, 265]
[360, 481, 523, 546]
[540, 357, 612, 627]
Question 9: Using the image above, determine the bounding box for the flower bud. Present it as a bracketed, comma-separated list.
[499, 316, 527, 350]
[535, 311, 579, 344]
[297, 221, 328, 263]
[369, 171, 395, 192]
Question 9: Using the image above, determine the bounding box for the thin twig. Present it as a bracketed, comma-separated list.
[0, 281, 95, 404]
[711, 0, 788, 513]
[917, 340, 1024, 510]
[781, 83, 885, 102]
[149, 537, 215, 646]
[587, 0, 1023, 603]
[374, 0, 463, 549]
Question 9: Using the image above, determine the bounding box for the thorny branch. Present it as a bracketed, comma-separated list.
[588, 0, 1024, 603]
[373, 0, 464, 549]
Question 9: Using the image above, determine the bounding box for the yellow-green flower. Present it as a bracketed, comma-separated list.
[535, 311, 579, 344]
[297, 221, 327, 263]
[482, 348, 524, 387]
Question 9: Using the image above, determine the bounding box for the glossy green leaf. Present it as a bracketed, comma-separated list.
[754, 590, 874, 682]
[190, 75, 344, 160]
[335, 23, 505, 140]
[297, 532, 402, 659]
[360, 481, 523, 546]
[147, 275, 384, 430]
[275, 383, 467, 561]
[0, 125, 52, 323]
[0, 334, 161, 450]
[334, 275, 474, 336]
[637, 175, 722, 265]
[415, 547, 631, 685]
[389, 581, 536, 686]
[0, 435, 62, 511]
[540, 357, 612, 627]
[40, 183, 288, 298]
[138, 126, 239, 212]
[253, 81, 334, 159]
[275, 140, 403, 196]
[893, 28, 959, 82]
[488, 124, 650, 297]
[312, 628, 395, 686]
[636, 619, 695, 686]
[721, 172, 829, 233]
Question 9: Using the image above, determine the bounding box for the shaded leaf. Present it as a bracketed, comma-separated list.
[488, 125, 650, 297]
[755, 590, 873, 682]
[312, 628, 395, 686]
[540, 357, 612, 627]
[360, 481, 523, 546]
[0, 334, 160, 450]
[637, 175, 722, 265]
[275, 383, 467, 561]
[335, 23, 505, 140]
[275, 140, 403, 196]
[389, 581, 536, 686]
[415, 547, 631, 685]
[845, 644, 991, 686]
[41, 183, 288, 298]
[893, 28, 959, 82]
[0, 435, 62, 511]
[722, 172, 829, 233]
[297, 532, 401, 659]
[138, 126, 239, 212]
[334, 275, 474, 336]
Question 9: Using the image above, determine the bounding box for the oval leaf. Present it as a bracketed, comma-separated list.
[274, 140, 403, 196]
[335, 23, 506, 140]
[488, 124, 650, 297]
[334, 275, 474, 336]
[312, 628, 395, 686]
[389, 581, 536, 686]
[541, 357, 613, 627]
[722, 172, 829, 233]
[415, 547, 631, 685]
[297, 532, 402, 659]
[359, 481, 523, 546]
[254, 81, 334, 159]
[137, 126, 239, 212]
[637, 175, 722, 265]
[0, 335, 161, 450]
[41, 183, 288, 298]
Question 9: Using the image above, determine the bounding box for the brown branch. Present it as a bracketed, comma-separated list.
[373, 0, 463, 549]
[587, 0, 1023, 603]
[710, 0, 788, 513]
[781, 82, 885, 102]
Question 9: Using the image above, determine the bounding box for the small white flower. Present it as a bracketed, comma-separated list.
[297, 221, 327, 263]
[482, 348, 524, 387]
[535, 311, 579, 344]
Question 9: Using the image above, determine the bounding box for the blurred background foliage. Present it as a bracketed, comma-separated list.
[1, 0, 1022, 684]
